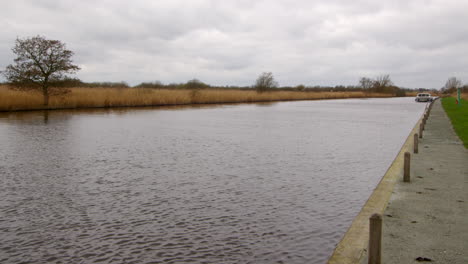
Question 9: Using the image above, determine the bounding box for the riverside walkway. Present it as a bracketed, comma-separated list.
[380, 100, 467, 263]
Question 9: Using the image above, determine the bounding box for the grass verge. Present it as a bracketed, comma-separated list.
[441, 97, 468, 148]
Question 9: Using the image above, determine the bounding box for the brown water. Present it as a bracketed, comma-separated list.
[0, 98, 426, 264]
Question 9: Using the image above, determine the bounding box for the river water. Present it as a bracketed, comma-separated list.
[0, 98, 425, 264]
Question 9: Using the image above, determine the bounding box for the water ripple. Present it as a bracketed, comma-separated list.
[0, 98, 426, 263]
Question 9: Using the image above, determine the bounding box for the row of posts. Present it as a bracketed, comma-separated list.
[367, 100, 435, 264]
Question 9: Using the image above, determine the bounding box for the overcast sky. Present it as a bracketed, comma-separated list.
[1, 0, 467, 88]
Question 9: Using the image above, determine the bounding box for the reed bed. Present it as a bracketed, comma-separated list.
[0, 85, 393, 111]
[405, 91, 419, 97]
[461, 92, 468, 100]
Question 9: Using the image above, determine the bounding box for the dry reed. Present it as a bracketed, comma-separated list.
[461, 92, 468, 100]
[0, 85, 393, 111]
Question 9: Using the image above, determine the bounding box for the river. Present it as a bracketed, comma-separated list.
[0, 98, 426, 264]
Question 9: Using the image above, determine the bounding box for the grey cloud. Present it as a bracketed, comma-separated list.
[1, 0, 467, 88]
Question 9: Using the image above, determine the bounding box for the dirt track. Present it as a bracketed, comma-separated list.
[381, 100, 467, 263]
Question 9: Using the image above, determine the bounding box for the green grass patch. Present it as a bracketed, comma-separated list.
[441, 97, 468, 148]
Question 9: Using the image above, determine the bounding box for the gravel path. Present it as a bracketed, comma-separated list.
[381, 99, 467, 263]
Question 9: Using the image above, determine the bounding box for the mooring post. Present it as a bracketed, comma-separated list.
[368, 213, 382, 264]
[404, 152, 411, 182]
[419, 123, 423, 138]
[414, 134, 419, 154]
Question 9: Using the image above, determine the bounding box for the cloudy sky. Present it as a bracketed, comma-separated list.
[1, 0, 467, 88]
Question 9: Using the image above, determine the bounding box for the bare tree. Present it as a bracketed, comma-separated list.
[2, 36, 80, 106]
[185, 79, 209, 90]
[373, 74, 393, 90]
[359, 77, 373, 90]
[254, 72, 278, 93]
[443, 77, 462, 93]
[296, 84, 306, 91]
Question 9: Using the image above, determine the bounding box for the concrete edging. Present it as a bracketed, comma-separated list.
[327, 110, 425, 264]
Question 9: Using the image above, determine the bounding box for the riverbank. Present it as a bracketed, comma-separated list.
[329, 100, 467, 264]
[327, 100, 424, 264]
[0, 85, 393, 111]
[379, 99, 467, 263]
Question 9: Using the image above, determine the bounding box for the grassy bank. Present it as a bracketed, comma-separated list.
[0, 85, 393, 112]
[441, 96, 468, 148]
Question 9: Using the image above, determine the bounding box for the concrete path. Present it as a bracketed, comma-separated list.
[381, 100, 467, 263]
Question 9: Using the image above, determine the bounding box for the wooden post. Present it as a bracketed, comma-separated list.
[414, 134, 419, 154]
[368, 213, 382, 264]
[404, 152, 411, 182]
[419, 123, 423, 138]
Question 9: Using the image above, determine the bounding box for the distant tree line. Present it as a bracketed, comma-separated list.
[4, 35, 464, 107]
[358, 74, 407, 96]
[3, 73, 437, 96]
